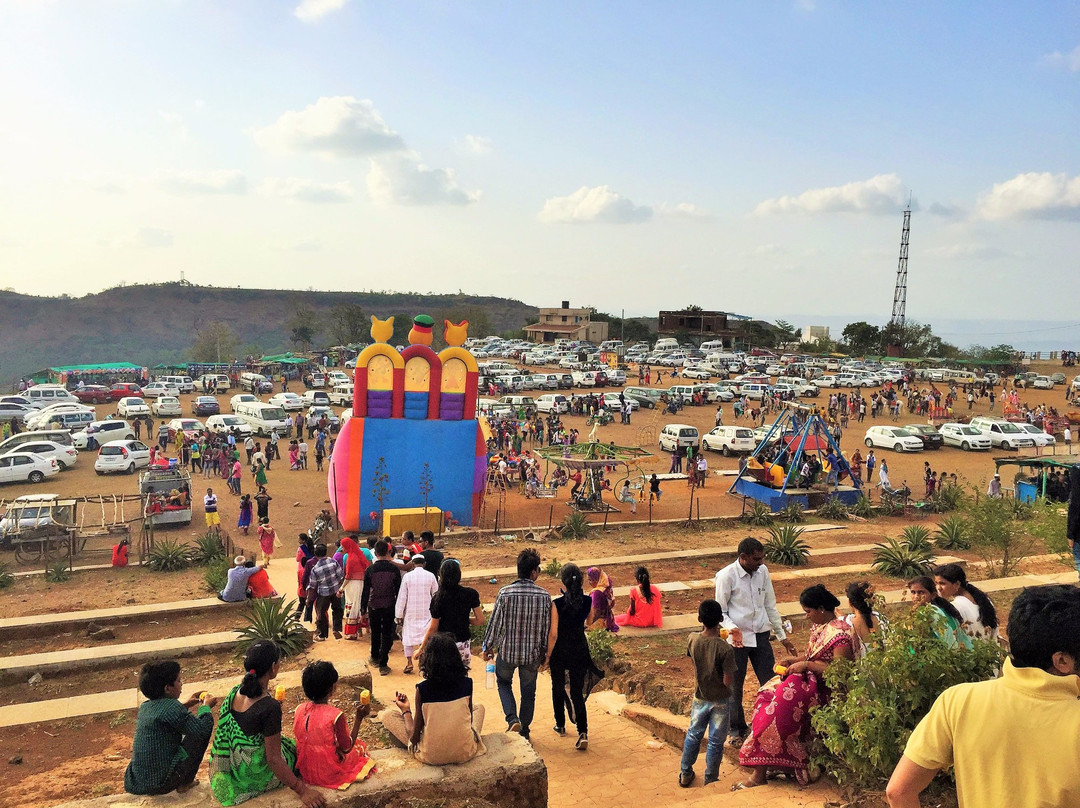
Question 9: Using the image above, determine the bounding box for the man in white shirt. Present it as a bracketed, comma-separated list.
[714, 537, 796, 743]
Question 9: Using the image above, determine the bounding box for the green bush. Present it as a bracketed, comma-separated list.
[966, 495, 1035, 577]
[0, 562, 14, 589]
[872, 537, 933, 578]
[191, 533, 226, 566]
[925, 483, 966, 513]
[934, 516, 970, 550]
[742, 500, 774, 526]
[778, 502, 805, 523]
[1026, 498, 1069, 556]
[204, 558, 230, 593]
[146, 540, 194, 572]
[812, 606, 1004, 787]
[763, 524, 811, 566]
[558, 511, 590, 540]
[849, 495, 875, 519]
[469, 613, 489, 647]
[586, 627, 617, 665]
[876, 497, 904, 517]
[817, 496, 849, 520]
[1011, 498, 1036, 521]
[45, 562, 71, 583]
[900, 525, 933, 554]
[541, 557, 561, 577]
[236, 597, 310, 659]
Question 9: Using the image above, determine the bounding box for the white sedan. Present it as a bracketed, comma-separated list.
[205, 414, 253, 437]
[1018, 423, 1056, 447]
[0, 453, 60, 485]
[864, 426, 925, 452]
[141, 381, 180, 399]
[601, 393, 639, 411]
[151, 396, 183, 417]
[939, 423, 992, 451]
[706, 386, 735, 403]
[94, 440, 152, 475]
[682, 366, 713, 380]
[0, 440, 78, 470]
[230, 393, 260, 412]
[117, 396, 151, 418]
[268, 392, 305, 412]
[1032, 376, 1055, 390]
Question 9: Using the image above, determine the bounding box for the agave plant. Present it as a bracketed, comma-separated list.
[203, 558, 230, 593]
[901, 525, 933, 554]
[849, 495, 876, 519]
[743, 500, 774, 526]
[778, 502, 806, 524]
[935, 483, 966, 512]
[764, 524, 811, 566]
[236, 597, 310, 659]
[559, 511, 590, 539]
[876, 497, 904, 517]
[0, 562, 14, 589]
[146, 540, 194, 572]
[817, 496, 850, 520]
[45, 562, 71, 583]
[872, 538, 933, 578]
[934, 516, 970, 550]
[191, 532, 226, 566]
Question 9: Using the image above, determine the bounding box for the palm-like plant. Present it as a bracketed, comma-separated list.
[236, 597, 310, 659]
[850, 495, 875, 519]
[872, 538, 934, 578]
[817, 497, 850, 520]
[934, 516, 970, 550]
[743, 500, 774, 526]
[191, 532, 226, 566]
[764, 524, 811, 566]
[779, 502, 806, 523]
[146, 540, 194, 572]
[0, 562, 14, 589]
[900, 525, 933, 554]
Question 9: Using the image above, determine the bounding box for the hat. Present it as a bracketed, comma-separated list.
[410, 554, 425, 565]
[234, 555, 246, 565]
[994, 473, 1000, 478]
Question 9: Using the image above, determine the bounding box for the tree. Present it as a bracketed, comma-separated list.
[964, 495, 1036, 578]
[773, 320, 799, 345]
[841, 322, 882, 356]
[880, 319, 960, 359]
[191, 321, 240, 363]
[288, 304, 319, 351]
[327, 303, 367, 346]
[390, 312, 412, 346]
[683, 304, 704, 312]
[586, 309, 655, 345]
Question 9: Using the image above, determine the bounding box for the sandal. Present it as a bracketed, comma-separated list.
[402, 663, 414, 674]
[731, 781, 763, 792]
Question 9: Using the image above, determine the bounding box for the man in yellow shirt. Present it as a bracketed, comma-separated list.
[886, 585, 1080, 808]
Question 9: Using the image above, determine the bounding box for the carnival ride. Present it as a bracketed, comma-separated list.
[535, 442, 652, 513]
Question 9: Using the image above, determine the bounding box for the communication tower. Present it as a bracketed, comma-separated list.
[886, 202, 911, 357]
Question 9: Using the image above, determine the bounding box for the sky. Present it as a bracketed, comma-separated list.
[2, 1, 1080, 344]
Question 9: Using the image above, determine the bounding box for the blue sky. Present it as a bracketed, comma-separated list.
[2, 1, 1080, 339]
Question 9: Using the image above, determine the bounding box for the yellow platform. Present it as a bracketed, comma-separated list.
[382, 507, 444, 537]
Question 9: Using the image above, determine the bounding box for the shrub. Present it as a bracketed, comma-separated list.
[742, 500, 774, 526]
[812, 606, 1004, 787]
[146, 540, 194, 572]
[966, 495, 1035, 577]
[1026, 497, 1069, 556]
[45, 562, 71, 583]
[191, 532, 226, 566]
[469, 613, 489, 647]
[900, 525, 933, 554]
[542, 557, 561, 577]
[0, 562, 14, 589]
[558, 511, 590, 540]
[872, 538, 933, 578]
[1011, 498, 1036, 522]
[934, 516, 970, 550]
[778, 502, 805, 523]
[204, 558, 230, 593]
[817, 496, 849, 520]
[586, 627, 617, 665]
[849, 495, 875, 519]
[236, 597, 310, 659]
[764, 524, 811, 566]
[927, 483, 965, 513]
[876, 497, 904, 517]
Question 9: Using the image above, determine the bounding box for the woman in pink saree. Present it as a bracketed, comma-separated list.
[734, 584, 854, 790]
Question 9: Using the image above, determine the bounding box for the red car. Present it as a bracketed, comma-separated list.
[74, 385, 112, 404]
[109, 383, 143, 401]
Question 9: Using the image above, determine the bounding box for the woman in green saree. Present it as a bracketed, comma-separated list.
[209, 640, 325, 807]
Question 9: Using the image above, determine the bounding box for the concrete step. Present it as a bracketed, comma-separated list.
[0, 598, 238, 640]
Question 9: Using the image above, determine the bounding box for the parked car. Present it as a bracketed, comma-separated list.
[535, 394, 569, 414]
[601, 393, 638, 411]
[1017, 423, 1056, 447]
[94, 440, 152, 475]
[74, 385, 112, 404]
[151, 396, 183, 417]
[72, 420, 135, 450]
[903, 423, 945, 450]
[167, 418, 205, 440]
[682, 366, 713, 381]
[0, 440, 78, 470]
[0, 402, 35, 425]
[328, 384, 354, 407]
[205, 414, 253, 438]
[268, 392, 304, 412]
[1051, 372, 1067, 385]
[141, 381, 180, 399]
[109, 382, 143, 400]
[117, 397, 151, 418]
[24, 385, 79, 409]
[1032, 375, 1055, 390]
[705, 386, 735, 403]
[702, 425, 756, 456]
[0, 453, 60, 485]
[968, 416, 1036, 450]
[304, 406, 341, 432]
[557, 374, 574, 390]
[938, 423, 992, 451]
[659, 424, 700, 452]
[863, 426, 925, 452]
[192, 396, 220, 416]
[230, 393, 260, 412]
[301, 390, 331, 407]
[26, 409, 95, 432]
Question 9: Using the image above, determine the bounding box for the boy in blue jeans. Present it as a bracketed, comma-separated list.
[680, 599, 736, 787]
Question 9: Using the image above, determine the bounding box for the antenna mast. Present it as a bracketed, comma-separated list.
[887, 199, 911, 357]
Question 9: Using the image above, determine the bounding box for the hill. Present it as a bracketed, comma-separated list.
[0, 284, 538, 384]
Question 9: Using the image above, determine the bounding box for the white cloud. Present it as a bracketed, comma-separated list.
[260, 177, 353, 203]
[156, 169, 247, 195]
[927, 202, 963, 218]
[754, 173, 909, 215]
[367, 152, 478, 206]
[294, 0, 350, 23]
[129, 227, 173, 248]
[253, 96, 404, 158]
[656, 201, 711, 220]
[748, 243, 786, 256]
[157, 110, 190, 140]
[925, 243, 1008, 260]
[1043, 45, 1080, 72]
[538, 185, 653, 224]
[976, 172, 1080, 220]
[463, 134, 494, 156]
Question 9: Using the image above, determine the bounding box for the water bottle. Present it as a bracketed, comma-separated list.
[485, 662, 496, 689]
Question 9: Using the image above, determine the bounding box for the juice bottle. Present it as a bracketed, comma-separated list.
[274, 685, 286, 702]
[359, 689, 371, 706]
[773, 664, 788, 676]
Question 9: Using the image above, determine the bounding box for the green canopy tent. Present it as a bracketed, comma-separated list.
[36, 362, 146, 385]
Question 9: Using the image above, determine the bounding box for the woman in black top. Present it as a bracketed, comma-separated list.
[414, 559, 483, 670]
[550, 563, 595, 751]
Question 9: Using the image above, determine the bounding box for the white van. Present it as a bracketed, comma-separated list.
[30, 410, 95, 431]
[699, 340, 726, 353]
[161, 375, 195, 394]
[702, 425, 756, 455]
[25, 385, 78, 409]
[197, 374, 231, 394]
[234, 402, 292, 437]
[654, 338, 679, 352]
[659, 424, 700, 452]
[498, 395, 536, 410]
[968, 416, 1035, 450]
[739, 383, 771, 400]
[240, 372, 273, 394]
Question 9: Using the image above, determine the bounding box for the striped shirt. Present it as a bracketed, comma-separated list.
[482, 578, 552, 667]
[308, 557, 344, 597]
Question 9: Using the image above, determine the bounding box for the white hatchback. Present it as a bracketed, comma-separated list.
[0, 440, 78, 470]
[268, 392, 305, 412]
[141, 382, 180, 399]
[117, 397, 151, 418]
[863, 426, 925, 452]
[205, 414, 254, 437]
[94, 440, 152, 475]
[938, 423, 992, 451]
[151, 396, 183, 417]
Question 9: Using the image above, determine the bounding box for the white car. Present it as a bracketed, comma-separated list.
[535, 394, 569, 414]
[1018, 423, 1056, 447]
[205, 414, 253, 437]
[72, 420, 136, 449]
[1032, 376, 1055, 390]
[117, 397, 151, 418]
[305, 406, 340, 432]
[0, 440, 78, 470]
[970, 418, 1036, 450]
[602, 393, 639, 411]
[230, 393, 260, 412]
[705, 386, 735, 403]
[702, 425, 757, 456]
[94, 439, 152, 475]
[682, 366, 713, 380]
[938, 423, 992, 451]
[326, 371, 350, 387]
[268, 392, 304, 412]
[0, 453, 60, 485]
[816, 375, 838, 388]
[571, 371, 599, 387]
[864, 426, 925, 452]
[167, 418, 205, 440]
[141, 381, 180, 399]
[151, 396, 183, 417]
[765, 364, 784, 376]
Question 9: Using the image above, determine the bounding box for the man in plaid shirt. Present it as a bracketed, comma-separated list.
[307, 543, 345, 641]
[482, 548, 557, 740]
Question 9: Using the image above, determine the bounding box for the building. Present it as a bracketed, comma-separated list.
[524, 301, 609, 344]
[801, 325, 830, 344]
[657, 309, 742, 347]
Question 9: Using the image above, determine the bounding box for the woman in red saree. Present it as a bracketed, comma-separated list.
[734, 584, 854, 790]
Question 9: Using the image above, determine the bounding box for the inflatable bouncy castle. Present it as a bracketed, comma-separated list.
[328, 315, 486, 532]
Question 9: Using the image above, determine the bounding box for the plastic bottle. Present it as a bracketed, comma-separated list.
[274, 685, 286, 702]
[486, 662, 496, 689]
[773, 664, 788, 676]
[359, 688, 371, 706]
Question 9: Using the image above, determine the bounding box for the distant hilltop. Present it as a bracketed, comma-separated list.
[0, 283, 538, 385]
